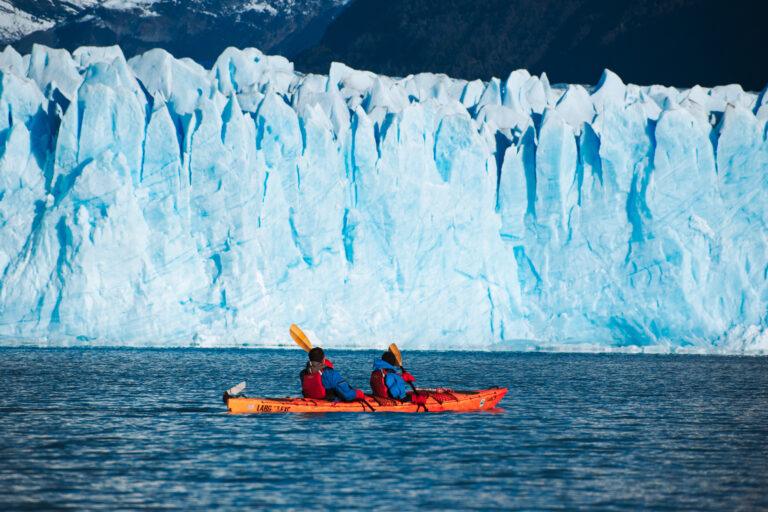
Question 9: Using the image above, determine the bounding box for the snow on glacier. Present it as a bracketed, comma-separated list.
[0, 44, 767, 354]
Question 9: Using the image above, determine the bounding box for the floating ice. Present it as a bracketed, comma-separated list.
[0, 44, 767, 354]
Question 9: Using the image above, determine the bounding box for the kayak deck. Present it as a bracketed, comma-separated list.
[226, 387, 507, 413]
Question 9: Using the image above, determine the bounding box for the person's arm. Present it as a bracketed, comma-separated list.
[322, 369, 361, 401]
[385, 372, 407, 400]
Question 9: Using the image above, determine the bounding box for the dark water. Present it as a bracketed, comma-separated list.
[1, 349, 766, 511]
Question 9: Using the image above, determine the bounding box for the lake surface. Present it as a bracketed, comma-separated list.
[1, 349, 766, 510]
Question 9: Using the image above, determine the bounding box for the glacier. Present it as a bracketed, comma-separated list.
[0, 44, 767, 353]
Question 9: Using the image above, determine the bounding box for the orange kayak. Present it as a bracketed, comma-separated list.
[226, 387, 507, 413]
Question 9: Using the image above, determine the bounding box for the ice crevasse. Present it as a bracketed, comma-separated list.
[0, 44, 767, 353]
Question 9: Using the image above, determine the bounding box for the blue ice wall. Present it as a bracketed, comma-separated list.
[1, 44, 767, 353]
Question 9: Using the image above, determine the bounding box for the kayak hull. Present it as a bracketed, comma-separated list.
[226, 387, 507, 413]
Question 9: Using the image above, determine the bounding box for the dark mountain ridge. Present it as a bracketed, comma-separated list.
[294, 0, 768, 90]
[3, 0, 765, 89]
[4, 0, 350, 67]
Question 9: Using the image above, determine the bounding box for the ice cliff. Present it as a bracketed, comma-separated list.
[0, 44, 767, 353]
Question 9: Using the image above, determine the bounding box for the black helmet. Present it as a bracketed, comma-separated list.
[381, 351, 397, 367]
[308, 347, 325, 362]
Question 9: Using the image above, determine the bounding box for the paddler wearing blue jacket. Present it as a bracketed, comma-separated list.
[301, 347, 365, 402]
[370, 351, 416, 400]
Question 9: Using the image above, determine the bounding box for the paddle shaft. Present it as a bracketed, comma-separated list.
[389, 344, 420, 394]
[399, 365, 427, 411]
[400, 365, 419, 394]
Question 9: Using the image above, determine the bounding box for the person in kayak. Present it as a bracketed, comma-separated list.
[301, 347, 365, 401]
[370, 350, 417, 400]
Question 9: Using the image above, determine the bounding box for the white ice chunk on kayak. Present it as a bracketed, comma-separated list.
[227, 381, 246, 395]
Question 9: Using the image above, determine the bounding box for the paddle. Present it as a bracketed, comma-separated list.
[227, 381, 246, 395]
[291, 324, 375, 411]
[388, 343, 418, 393]
[290, 324, 312, 352]
[222, 381, 246, 403]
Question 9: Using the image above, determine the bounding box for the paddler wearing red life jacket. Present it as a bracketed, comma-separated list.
[300, 347, 365, 401]
[370, 351, 416, 400]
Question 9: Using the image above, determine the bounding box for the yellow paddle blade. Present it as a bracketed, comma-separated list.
[388, 343, 403, 367]
[290, 324, 312, 352]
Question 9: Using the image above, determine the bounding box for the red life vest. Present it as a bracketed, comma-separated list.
[370, 369, 393, 398]
[302, 370, 326, 399]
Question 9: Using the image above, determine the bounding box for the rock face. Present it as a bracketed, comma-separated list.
[294, 0, 768, 91]
[0, 44, 767, 353]
[2, 0, 351, 65]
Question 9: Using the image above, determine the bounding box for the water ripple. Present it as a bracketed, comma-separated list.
[1, 349, 766, 510]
